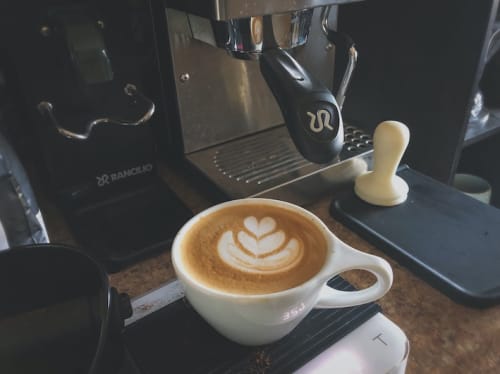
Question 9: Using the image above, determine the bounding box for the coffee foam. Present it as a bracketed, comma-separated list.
[218, 216, 303, 274]
[181, 204, 327, 295]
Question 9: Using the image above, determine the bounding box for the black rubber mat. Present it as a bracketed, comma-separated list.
[330, 165, 500, 308]
[123, 276, 381, 374]
[67, 178, 192, 272]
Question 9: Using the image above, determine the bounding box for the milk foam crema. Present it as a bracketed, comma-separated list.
[181, 203, 328, 294]
[217, 216, 303, 274]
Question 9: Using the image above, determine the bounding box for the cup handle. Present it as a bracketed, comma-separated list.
[315, 238, 393, 308]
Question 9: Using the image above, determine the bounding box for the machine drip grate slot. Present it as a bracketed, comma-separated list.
[344, 126, 373, 151]
[214, 134, 312, 184]
[213, 125, 372, 185]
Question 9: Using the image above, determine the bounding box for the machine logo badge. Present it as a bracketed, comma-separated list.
[96, 163, 154, 187]
[96, 174, 111, 187]
[307, 109, 333, 133]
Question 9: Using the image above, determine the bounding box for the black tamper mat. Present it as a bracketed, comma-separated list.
[123, 276, 381, 374]
[330, 165, 500, 308]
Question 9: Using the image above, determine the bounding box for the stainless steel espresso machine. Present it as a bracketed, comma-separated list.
[155, 0, 373, 204]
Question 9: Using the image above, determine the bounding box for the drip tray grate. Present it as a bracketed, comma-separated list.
[212, 125, 372, 186]
[186, 125, 373, 200]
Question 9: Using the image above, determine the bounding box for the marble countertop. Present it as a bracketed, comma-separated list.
[40, 164, 500, 374]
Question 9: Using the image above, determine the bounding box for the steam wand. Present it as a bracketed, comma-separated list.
[321, 5, 358, 110]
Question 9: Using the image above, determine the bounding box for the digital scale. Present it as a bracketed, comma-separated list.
[121, 278, 409, 374]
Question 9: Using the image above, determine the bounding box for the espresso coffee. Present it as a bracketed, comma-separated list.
[180, 203, 328, 295]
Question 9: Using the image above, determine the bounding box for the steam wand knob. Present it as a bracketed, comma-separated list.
[354, 121, 410, 206]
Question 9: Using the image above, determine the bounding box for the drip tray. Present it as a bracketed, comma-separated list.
[66, 178, 192, 272]
[123, 276, 381, 373]
[186, 125, 373, 204]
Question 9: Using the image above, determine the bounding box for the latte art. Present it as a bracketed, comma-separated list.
[180, 203, 328, 294]
[218, 216, 303, 274]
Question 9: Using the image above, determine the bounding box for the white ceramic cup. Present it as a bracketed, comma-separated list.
[453, 173, 492, 204]
[172, 198, 393, 346]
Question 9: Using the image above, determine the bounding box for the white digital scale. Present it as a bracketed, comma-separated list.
[126, 280, 409, 374]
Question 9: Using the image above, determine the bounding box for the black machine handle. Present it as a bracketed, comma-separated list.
[260, 49, 343, 164]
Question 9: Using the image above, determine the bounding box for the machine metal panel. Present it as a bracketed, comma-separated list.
[162, 4, 368, 205]
[165, 8, 336, 154]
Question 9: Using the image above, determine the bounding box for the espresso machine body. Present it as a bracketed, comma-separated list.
[155, 0, 373, 204]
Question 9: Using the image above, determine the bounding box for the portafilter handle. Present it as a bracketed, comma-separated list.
[37, 84, 155, 141]
[260, 49, 343, 164]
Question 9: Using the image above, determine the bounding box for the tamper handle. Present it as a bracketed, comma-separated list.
[372, 121, 410, 179]
[354, 121, 410, 206]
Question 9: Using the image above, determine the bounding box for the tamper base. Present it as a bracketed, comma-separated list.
[355, 173, 409, 206]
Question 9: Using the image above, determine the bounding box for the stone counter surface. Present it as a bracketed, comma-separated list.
[40, 165, 500, 374]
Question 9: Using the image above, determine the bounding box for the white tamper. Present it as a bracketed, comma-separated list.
[354, 121, 410, 206]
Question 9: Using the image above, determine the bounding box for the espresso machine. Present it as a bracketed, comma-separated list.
[155, 0, 374, 204]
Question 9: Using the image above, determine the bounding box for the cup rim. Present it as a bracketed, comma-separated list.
[171, 198, 335, 299]
[452, 173, 491, 194]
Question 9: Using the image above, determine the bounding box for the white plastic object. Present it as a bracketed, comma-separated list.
[354, 121, 410, 206]
[295, 312, 409, 374]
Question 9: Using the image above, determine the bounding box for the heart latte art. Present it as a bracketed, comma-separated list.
[181, 203, 328, 294]
[218, 216, 303, 274]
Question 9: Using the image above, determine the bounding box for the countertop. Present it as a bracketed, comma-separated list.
[39, 163, 500, 374]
